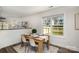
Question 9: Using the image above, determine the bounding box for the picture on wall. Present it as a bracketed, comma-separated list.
[75, 13, 79, 30]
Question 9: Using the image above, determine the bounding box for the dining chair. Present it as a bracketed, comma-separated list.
[29, 39, 38, 52]
[39, 35, 50, 49]
[21, 35, 29, 53]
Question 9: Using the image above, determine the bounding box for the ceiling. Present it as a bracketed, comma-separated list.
[0, 6, 58, 16]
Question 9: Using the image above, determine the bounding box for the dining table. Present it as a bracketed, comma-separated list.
[21, 35, 45, 53]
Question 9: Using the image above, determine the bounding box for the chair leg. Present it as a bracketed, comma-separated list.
[34, 47, 38, 53]
[27, 45, 30, 53]
[47, 40, 50, 50]
[25, 46, 27, 53]
[25, 45, 29, 53]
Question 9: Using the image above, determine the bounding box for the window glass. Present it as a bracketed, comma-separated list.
[43, 14, 64, 36]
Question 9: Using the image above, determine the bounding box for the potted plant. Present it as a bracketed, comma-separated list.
[32, 28, 37, 34]
[32, 28, 38, 37]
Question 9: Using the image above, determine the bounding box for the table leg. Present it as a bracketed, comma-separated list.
[37, 41, 44, 53]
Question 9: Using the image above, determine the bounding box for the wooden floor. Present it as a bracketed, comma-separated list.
[0, 46, 17, 53]
[0, 44, 78, 53]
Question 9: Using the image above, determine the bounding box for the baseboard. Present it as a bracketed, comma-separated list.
[50, 43, 79, 53]
[12, 42, 21, 46]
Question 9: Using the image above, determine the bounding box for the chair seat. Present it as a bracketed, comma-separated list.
[29, 39, 38, 47]
[29, 39, 38, 52]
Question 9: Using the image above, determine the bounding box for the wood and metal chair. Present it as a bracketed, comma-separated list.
[29, 39, 38, 52]
[39, 35, 50, 49]
[21, 35, 29, 52]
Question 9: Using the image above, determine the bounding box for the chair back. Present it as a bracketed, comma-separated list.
[29, 39, 37, 47]
[21, 35, 27, 43]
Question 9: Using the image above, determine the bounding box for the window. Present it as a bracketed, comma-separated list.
[43, 17, 52, 35]
[43, 14, 64, 36]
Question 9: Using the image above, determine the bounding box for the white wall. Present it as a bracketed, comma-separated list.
[0, 29, 31, 49]
[26, 7, 79, 51]
[26, 15, 42, 34]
